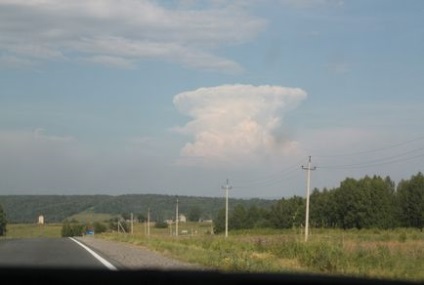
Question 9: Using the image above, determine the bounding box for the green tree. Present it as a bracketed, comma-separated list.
[269, 196, 305, 229]
[93, 222, 107, 234]
[213, 208, 225, 234]
[335, 175, 371, 229]
[121, 212, 131, 220]
[0, 204, 7, 236]
[397, 172, 424, 230]
[137, 213, 146, 222]
[334, 176, 397, 230]
[188, 206, 202, 222]
[61, 220, 85, 237]
[310, 188, 339, 228]
[364, 175, 397, 229]
[154, 220, 168, 229]
[230, 204, 248, 230]
[246, 205, 269, 228]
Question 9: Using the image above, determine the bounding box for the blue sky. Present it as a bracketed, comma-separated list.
[0, 0, 423, 198]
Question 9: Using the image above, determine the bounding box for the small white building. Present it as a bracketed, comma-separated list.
[167, 215, 187, 224]
[38, 215, 45, 225]
[179, 214, 187, 223]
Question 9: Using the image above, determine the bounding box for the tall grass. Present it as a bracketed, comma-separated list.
[98, 225, 424, 282]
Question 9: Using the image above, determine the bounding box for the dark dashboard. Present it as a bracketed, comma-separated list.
[2, 268, 420, 285]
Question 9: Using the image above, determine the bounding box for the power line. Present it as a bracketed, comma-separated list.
[232, 159, 304, 188]
[318, 146, 424, 170]
[233, 168, 301, 189]
[314, 135, 424, 158]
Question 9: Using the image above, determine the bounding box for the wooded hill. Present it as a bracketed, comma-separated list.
[2, 172, 423, 231]
[0, 194, 276, 223]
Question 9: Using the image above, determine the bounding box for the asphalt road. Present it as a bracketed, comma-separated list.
[0, 238, 116, 269]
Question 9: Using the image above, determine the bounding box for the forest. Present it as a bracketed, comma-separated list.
[0, 172, 423, 234]
[0, 193, 275, 223]
[214, 172, 424, 233]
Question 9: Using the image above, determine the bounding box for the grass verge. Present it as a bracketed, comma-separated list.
[96, 226, 424, 282]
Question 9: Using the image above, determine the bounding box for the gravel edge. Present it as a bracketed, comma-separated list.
[75, 236, 205, 270]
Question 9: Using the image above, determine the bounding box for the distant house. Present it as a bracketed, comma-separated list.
[167, 214, 187, 224]
[38, 215, 45, 225]
[179, 214, 187, 223]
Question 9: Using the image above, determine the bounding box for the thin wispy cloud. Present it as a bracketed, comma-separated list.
[0, 0, 265, 73]
[279, 0, 344, 9]
[0, 55, 36, 69]
[82, 55, 136, 69]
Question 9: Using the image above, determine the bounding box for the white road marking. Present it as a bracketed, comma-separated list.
[69, 237, 118, 271]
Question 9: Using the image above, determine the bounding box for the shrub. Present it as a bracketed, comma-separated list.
[108, 218, 130, 232]
[398, 232, 407, 242]
[0, 204, 7, 236]
[93, 222, 107, 234]
[61, 220, 85, 237]
[154, 221, 168, 229]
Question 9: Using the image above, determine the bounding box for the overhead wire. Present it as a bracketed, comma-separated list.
[314, 135, 424, 158]
[316, 136, 424, 170]
[231, 158, 304, 188]
[227, 135, 424, 192]
[318, 150, 424, 170]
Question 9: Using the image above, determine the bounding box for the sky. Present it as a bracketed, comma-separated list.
[0, 0, 423, 199]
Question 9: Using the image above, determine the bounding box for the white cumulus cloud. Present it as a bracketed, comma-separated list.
[173, 84, 307, 167]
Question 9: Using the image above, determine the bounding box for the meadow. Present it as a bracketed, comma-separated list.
[97, 222, 424, 282]
[3, 221, 424, 282]
[3, 223, 62, 238]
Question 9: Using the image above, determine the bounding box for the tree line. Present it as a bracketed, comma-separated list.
[0, 194, 275, 224]
[2, 172, 423, 236]
[0, 204, 6, 236]
[214, 172, 424, 233]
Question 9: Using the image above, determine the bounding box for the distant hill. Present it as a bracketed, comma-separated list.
[0, 195, 110, 223]
[0, 194, 277, 223]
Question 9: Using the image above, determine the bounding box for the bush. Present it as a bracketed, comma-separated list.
[0, 204, 7, 236]
[61, 220, 85, 237]
[398, 232, 407, 242]
[108, 218, 130, 232]
[154, 221, 168, 229]
[93, 222, 107, 234]
[299, 242, 347, 273]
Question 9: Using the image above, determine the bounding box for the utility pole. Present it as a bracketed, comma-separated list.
[175, 196, 179, 237]
[131, 212, 134, 235]
[147, 208, 150, 237]
[222, 178, 232, 238]
[301, 156, 316, 242]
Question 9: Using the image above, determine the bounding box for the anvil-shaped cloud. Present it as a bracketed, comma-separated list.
[173, 84, 307, 166]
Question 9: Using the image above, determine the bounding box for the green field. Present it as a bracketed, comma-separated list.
[66, 212, 115, 223]
[1, 211, 114, 239]
[3, 223, 62, 238]
[97, 223, 424, 282]
[3, 221, 424, 282]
